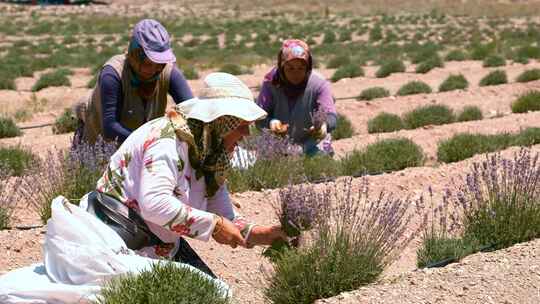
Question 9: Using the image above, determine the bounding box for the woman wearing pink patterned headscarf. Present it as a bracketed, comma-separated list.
[256, 39, 337, 156]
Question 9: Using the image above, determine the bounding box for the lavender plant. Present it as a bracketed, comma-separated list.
[95, 262, 230, 304]
[265, 178, 427, 304]
[418, 148, 540, 268]
[458, 149, 540, 249]
[240, 129, 302, 160]
[19, 138, 116, 223]
[227, 156, 305, 193]
[0, 145, 36, 176]
[416, 187, 479, 268]
[0, 167, 21, 229]
[228, 130, 305, 192]
[331, 114, 354, 140]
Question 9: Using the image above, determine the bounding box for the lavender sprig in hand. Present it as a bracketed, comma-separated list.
[263, 183, 321, 261]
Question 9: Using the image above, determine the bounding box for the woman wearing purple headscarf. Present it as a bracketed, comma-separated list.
[74, 19, 194, 147]
[256, 39, 337, 156]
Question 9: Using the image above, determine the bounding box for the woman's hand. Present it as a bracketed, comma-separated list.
[212, 216, 247, 248]
[246, 225, 287, 247]
[308, 123, 327, 140]
[269, 119, 289, 135]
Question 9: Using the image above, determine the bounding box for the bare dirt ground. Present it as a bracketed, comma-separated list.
[317, 237, 540, 304]
[2, 1, 540, 303]
[3, 144, 540, 303]
[2, 58, 540, 304]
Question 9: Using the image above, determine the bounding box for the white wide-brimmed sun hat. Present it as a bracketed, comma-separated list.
[176, 72, 267, 122]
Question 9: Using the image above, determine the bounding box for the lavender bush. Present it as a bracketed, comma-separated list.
[19, 138, 115, 223]
[227, 157, 306, 193]
[416, 187, 479, 268]
[0, 166, 21, 229]
[95, 262, 230, 304]
[229, 130, 334, 192]
[265, 178, 426, 304]
[459, 149, 540, 248]
[240, 128, 302, 160]
[418, 148, 540, 268]
[0, 145, 36, 176]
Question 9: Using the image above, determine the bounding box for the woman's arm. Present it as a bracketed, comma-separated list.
[207, 184, 286, 247]
[169, 67, 194, 104]
[137, 137, 217, 242]
[316, 80, 338, 132]
[100, 66, 133, 142]
[207, 184, 255, 240]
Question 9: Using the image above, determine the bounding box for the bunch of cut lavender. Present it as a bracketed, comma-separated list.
[277, 183, 322, 237]
[263, 183, 323, 261]
[446, 148, 540, 250]
[311, 107, 328, 131]
[241, 128, 302, 160]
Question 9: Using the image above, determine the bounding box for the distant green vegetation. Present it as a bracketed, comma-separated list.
[331, 65, 364, 82]
[437, 128, 540, 163]
[516, 69, 540, 83]
[397, 80, 432, 96]
[376, 59, 406, 78]
[0, 116, 21, 139]
[439, 74, 468, 92]
[511, 91, 540, 114]
[479, 70, 508, 86]
[356, 87, 390, 101]
[32, 68, 73, 92]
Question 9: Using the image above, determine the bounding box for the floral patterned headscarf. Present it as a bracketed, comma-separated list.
[167, 109, 243, 197]
[273, 39, 313, 99]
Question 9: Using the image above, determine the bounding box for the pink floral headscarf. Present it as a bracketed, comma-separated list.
[280, 39, 310, 67]
[268, 39, 313, 99]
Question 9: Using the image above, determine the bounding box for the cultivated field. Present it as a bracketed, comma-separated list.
[1, 1, 540, 303]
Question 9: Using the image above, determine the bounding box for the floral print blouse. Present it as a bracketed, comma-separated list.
[96, 116, 254, 258]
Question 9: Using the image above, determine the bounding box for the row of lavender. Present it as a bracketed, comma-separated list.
[263, 148, 540, 303]
[62, 146, 540, 303]
[1, 136, 540, 303]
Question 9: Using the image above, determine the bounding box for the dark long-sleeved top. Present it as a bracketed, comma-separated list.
[99, 65, 193, 143]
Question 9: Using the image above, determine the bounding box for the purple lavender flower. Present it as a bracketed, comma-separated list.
[434, 148, 540, 248]
[276, 183, 321, 237]
[0, 168, 21, 229]
[311, 108, 328, 130]
[17, 137, 116, 223]
[314, 177, 427, 266]
[241, 129, 302, 160]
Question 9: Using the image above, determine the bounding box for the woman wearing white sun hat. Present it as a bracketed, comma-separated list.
[82, 72, 286, 278]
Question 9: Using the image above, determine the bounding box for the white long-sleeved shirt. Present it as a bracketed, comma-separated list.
[96, 116, 252, 258]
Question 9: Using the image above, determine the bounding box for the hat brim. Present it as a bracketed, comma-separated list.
[144, 48, 176, 64]
[177, 97, 267, 123]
